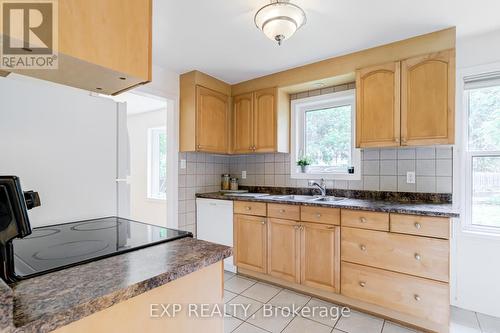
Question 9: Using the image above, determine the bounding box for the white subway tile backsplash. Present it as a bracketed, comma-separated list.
[363, 160, 380, 175]
[436, 147, 453, 159]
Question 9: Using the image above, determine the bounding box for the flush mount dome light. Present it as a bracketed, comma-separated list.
[254, 0, 306, 46]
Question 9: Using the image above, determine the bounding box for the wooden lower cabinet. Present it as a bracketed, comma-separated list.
[300, 222, 340, 293]
[341, 262, 449, 325]
[267, 218, 300, 283]
[234, 214, 267, 273]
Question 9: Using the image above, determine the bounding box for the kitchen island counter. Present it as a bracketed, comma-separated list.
[0, 237, 231, 333]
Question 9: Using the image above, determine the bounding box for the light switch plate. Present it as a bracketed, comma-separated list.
[406, 171, 416, 184]
[180, 159, 187, 169]
[242, 171, 247, 179]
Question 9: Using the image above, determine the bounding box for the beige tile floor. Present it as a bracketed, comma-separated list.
[223, 271, 500, 333]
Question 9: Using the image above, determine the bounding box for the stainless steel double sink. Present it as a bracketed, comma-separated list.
[268, 195, 346, 202]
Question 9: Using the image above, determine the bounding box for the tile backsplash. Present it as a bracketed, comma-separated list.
[178, 147, 453, 235]
[228, 147, 453, 193]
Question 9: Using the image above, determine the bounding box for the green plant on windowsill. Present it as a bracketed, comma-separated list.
[297, 157, 312, 173]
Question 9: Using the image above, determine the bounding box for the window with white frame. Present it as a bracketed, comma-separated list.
[148, 127, 167, 200]
[464, 73, 500, 230]
[291, 90, 360, 179]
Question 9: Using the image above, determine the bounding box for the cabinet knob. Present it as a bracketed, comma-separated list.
[294, 225, 300, 230]
[261, 220, 266, 225]
[316, 213, 322, 218]
[395, 138, 400, 143]
[360, 217, 367, 223]
[401, 138, 408, 145]
[280, 209, 286, 213]
[360, 244, 367, 251]
[414, 253, 421, 261]
[359, 281, 366, 288]
[414, 295, 421, 302]
[246, 206, 251, 211]
[414, 222, 421, 230]
[197, 144, 201, 150]
[300, 225, 304, 231]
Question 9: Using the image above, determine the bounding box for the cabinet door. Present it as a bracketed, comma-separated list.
[253, 88, 277, 153]
[267, 218, 300, 283]
[300, 223, 340, 293]
[196, 86, 229, 153]
[234, 214, 267, 273]
[232, 93, 254, 154]
[356, 62, 401, 148]
[401, 50, 455, 146]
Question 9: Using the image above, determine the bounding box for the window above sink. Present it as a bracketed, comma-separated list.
[290, 89, 361, 180]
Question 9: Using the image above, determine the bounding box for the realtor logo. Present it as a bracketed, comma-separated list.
[0, 0, 58, 69]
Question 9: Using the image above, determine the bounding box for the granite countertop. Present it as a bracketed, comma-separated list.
[0, 237, 232, 333]
[197, 192, 459, 218]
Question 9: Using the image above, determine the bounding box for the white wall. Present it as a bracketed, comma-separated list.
[127, 109, 167, 227]
[452, 28, 500, 317]
[0, 75, 118, 227]
[136, 65, 180, 229]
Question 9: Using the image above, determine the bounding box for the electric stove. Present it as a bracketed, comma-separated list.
[11, 216, 192, 279]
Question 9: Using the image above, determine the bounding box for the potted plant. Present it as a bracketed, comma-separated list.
[297, 156, 311, 173]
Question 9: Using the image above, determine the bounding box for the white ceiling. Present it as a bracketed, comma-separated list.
[153, 0, 500, 84]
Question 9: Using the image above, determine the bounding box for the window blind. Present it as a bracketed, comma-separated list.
[464, 71, 500, 90]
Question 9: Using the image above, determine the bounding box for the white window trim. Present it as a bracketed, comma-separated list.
[147, 126, 167, 200]
[457, 62, 500, 237]
[290, 89, 361, 180]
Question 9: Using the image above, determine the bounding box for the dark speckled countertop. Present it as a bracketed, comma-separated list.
[196, 192, 459, 218]
[0, 237, 232, 333]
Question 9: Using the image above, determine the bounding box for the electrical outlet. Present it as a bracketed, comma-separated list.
[180, 159, 186, 169]
[406, 171, 416, 184]
[242, 171, 247, 179]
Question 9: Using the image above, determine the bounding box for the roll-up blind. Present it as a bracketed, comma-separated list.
[464, 71, 500, 90]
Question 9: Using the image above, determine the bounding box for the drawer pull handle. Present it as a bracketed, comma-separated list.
[316, 213, 322, 218]
[360, 245, 367, 251]
[280, 209, 286, 213]
[414, 295, 421, 302]
[300, 225, 304, 231]
[414, 222, 421, 229]
[360, 217, 367, 223]
[359, 282, 366, 288]
[261, 220, 266, 225]
[246, 207, 251, 211]
[414, 253, 421, 261]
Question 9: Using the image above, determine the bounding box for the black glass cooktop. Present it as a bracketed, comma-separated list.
[12, 217, 192, 279]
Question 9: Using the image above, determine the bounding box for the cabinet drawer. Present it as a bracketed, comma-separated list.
[391, 214, 450, 239]
[341, 262, 449, 324]
[301, 206, 340, 225]
[341, 210, 389, 231]
[341, 227, 449, 282]
[234, 201, 267, 216]
[268, 204, 300, 220]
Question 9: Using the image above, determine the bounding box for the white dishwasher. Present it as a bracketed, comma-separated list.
[196, 198, 235, 272]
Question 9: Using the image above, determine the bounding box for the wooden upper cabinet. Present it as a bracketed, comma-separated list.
[356, 62, 401, 148]
[401, 50, 455, 145]
[232, 93, 254, 154]
[180, 71, 231, 153]
[231, 87, 282, 154]
[267, 218, 300, 283]
[234, 214, 267, 273]
[300, 222, 340, 293]
[4, 0, 152, 95]
[196, 86, 229, 153]
[253, 88, 278, 153]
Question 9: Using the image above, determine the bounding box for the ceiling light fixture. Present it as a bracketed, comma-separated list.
[254, 0, 306, 46]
